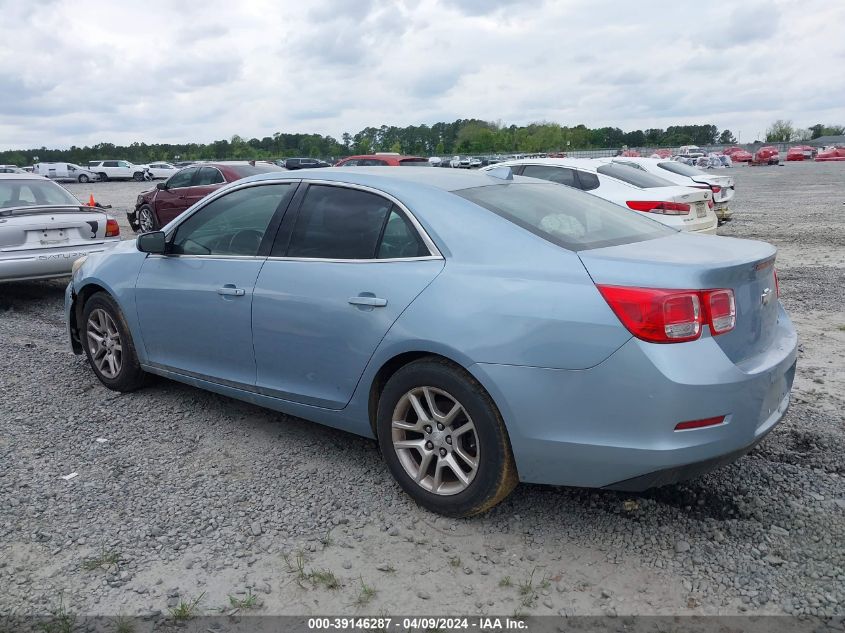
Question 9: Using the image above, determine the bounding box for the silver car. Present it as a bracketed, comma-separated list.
[0, 174, 121, 282]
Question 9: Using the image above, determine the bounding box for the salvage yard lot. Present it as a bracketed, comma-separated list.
[1, 163, 843, 619]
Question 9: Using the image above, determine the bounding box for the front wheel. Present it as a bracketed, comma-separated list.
[98, 172, 108, 182]
[133, 171, 145, 181]
[81, 292, 146, 392]
[377, 358, 518, 517]
[137, 205, 158, 233]
[78, 174, 90, 183]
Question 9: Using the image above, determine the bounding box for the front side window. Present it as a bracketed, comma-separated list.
[596, 163, 674, 188]
[521, 165, 578, 188]
[166, 168, 197, 189]
[171, 184, 294, 257]
[119, 161, 131, 168]
[456, 183, 673, 251]
[340, 159, 358, 167]
[283, 185, 393, 259]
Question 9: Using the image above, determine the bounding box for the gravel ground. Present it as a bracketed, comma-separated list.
[1, 163, 843, 621]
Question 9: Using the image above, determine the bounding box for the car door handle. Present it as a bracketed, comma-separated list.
[217, 286, 245, 297]
[348, 296, 387, 307]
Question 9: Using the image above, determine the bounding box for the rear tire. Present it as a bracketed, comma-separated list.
[78, 174, 89, 183]
[133, 171, 144, 181]
[81, 292, 146, 392]
[376, 358, 517, 517]
[98, 172, 108, 182]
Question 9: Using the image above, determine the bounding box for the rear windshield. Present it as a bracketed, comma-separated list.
[0, 179, 79, 209]
[596, 163, 674, 188]
[398, 158, 430, 167]
[657, 161, 705, 177]
[455, 183, 673, 251]
[229, 164, 287, 177]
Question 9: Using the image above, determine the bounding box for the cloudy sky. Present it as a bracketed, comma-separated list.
[1, 0, 843, 149]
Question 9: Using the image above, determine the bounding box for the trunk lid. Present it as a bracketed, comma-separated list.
[578, 233, 779, 364]
[0, 207, 110, 251]
[691, 174, 735, 203]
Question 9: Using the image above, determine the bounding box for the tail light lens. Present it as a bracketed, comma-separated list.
[626, 201, 690, 215]
[710, 185, 721, 194]
[105, 218, 120, 237]
[705, 289, 736, 334]
[597, 286, 736, 343]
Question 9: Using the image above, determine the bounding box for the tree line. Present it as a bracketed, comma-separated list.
[765, 120, 845, 143]
[2, 119, 841, 166]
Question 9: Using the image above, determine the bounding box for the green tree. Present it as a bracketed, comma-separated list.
[718, 129, 737, 144]
[766, 120, 794, 142]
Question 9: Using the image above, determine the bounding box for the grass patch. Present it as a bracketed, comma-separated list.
[355, 576, 377, 606]
[499, 576, 512, 587]
[81, 546, 121, 572]
[283, 550, 308, 583]
[169, 592, 205, 621]
[114, 615, 135, 633]
[228, 589, 258, 610]
[309, 569, 341, 590]
[448, 556, 461, 568]
[38, 596, 75, 633]
[320, 528, 334, 548]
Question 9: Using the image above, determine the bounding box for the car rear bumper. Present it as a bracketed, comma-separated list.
[0, 241, 119, 283]
[469, 304, 797, 489]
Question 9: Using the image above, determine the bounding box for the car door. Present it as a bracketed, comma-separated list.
[134, 182, 298, 385]
[251, 183, 445, 409]
[184, 166, 225, 208]
[154, 167, 198, 225]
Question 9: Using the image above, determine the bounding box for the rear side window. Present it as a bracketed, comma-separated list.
[656, 161, 706, 177]
[195, 167, 225, 186]
[521, 165, 578, 188]
[596, 163, 674, 188]
[340, 159, 358, 166]
[377, 210, 429, 259]
[284, 185, 392, 259]
[456, 183, 673, 251]
[576, 171, 600, 190]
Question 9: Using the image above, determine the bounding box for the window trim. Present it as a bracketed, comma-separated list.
[266, 180, 443, 263]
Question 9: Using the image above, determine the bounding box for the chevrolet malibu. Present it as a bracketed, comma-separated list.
[65, 168, 797, 517]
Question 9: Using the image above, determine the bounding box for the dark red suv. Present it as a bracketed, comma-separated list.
[129, 162, 285, 232]
[335, 154, 430, 167]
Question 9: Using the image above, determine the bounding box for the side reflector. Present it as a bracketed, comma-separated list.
[675, 416, 726, 431]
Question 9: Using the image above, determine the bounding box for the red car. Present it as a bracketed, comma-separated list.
[723, 146, 753, 163]
[815, 146, 845, 161]
[786, 145, 816, 161]
[335, 153, 430, 167]
[754, 146, 780, 164]
[129, 162, 285, 232]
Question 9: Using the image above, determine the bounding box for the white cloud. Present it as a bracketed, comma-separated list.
[0, 0, 843, 148]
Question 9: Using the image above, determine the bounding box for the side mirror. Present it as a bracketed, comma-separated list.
[137, 231, 167, 254]
[156, 182, 168, 190]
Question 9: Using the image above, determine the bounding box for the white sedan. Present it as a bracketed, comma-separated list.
[481, 158, 718, 235]
[142, 162, 179, 180]
[0, 174, 121, 282]
[600, 157, 734, 224]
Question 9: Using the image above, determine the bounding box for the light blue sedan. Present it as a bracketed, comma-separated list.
[65, 168, 797, 516]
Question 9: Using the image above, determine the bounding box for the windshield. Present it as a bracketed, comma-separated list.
[398, 159, 430, 167]
[656, 161, 706, 177]
[0, 179, 80, 209]
[455, 183, 673, 251]
[596, 163, 675, 188]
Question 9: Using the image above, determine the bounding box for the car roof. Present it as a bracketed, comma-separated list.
[0, 172, 50, 180]
[241, 166, 538, 193]
[493, 157, 605, 173]
[341, 154, 427, 161]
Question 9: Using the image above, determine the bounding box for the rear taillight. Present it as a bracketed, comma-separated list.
[626, 201, 690, 215]
[707, 199, 714, 209]
[710, 185, 721, 194]
[105, 218, 120, 237]
[597, 285, 736, 343]
[704, 289, 736, 334]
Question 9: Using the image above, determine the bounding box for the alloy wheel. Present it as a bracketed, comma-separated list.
[391, 386, 479, 495]
[86, 308, 122, 379]
[138, 208, 154, 232]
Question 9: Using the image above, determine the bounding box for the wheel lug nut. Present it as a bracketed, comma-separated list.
[425, 441, 433, 450]
[437, 423, 444, 431]
[424, 425, 432, 434]
[439, 448, 447, 457]
[446, 436, 452, 444]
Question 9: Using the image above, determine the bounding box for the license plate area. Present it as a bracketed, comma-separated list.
[695, 202, 706, 217]
[36, 229, 71, 245]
